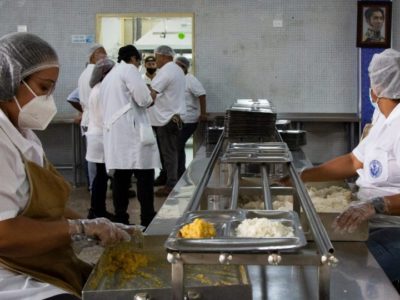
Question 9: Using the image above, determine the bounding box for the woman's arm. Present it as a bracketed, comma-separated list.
[301, 153, 362, 182]
[0, 216, 70, 258]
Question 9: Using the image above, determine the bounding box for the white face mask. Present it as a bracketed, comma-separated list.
[14, 80, 57, 130]
[369, 88, 380, 110]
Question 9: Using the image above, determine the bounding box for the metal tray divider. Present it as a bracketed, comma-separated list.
[288, 163, 335, 300]
[288, 164, 334, 256]
[261, 164, 273, 209]
[230, 163, 240, 209]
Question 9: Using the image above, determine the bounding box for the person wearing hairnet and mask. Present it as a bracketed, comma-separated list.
[148, 45, 186, 197]
[0, 32, 137, 300]
[282, 49, 400, 290]
[100, 45, 160, 226]
[85, 58, 115, 220]
[78, 44, 107, 192]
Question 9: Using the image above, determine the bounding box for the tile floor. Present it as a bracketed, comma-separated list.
[68, 183, 167, 225]
[68, 144, 193, 224]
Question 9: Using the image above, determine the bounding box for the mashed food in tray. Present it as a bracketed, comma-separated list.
[179, 218, 216, 238]
[240, 185, 352, 213]
[236, 217, 294, 238]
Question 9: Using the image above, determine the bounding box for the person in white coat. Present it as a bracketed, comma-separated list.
[282, 49, 400, 290]
[100, 45, 160, 226]
[85, 58, 115, 219]
[78, 44, 107, 191]
[0, 32, 133, 300]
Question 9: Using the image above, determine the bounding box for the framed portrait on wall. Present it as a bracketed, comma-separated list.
[356, 1, 392, 48]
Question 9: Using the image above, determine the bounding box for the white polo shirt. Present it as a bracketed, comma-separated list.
[148, 61, 186, 126]
[0, 109, 65, 299]
[352, 105, 400, 200]
[181, 74, 206, 124]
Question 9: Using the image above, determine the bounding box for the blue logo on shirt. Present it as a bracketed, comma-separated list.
[369, 160, 382, 178]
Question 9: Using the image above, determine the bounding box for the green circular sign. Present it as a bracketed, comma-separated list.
[178, 32, 185, 40]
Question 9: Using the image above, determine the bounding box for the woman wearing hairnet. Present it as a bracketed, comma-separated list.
[85, 58, 115, 219]
[0, 33, 133, 299]
[286, 49, 400, 289]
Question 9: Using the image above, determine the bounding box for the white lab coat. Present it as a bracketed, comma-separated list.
[85, 84, 105, 163]
[100, 61, 161, 170]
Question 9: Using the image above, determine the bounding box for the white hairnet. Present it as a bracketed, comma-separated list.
[369, 49, 400, 99]
[88, 43, 105, 61]
[175, 56, 190, 69]
[89, 58, 115, 88]
[154, 45, 175, 57]
[0, 32, 59, 101]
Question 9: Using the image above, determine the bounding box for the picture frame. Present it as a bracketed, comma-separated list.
[357, 1, 392, 48]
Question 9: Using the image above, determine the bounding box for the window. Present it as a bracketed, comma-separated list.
[96, 13, 194, 70]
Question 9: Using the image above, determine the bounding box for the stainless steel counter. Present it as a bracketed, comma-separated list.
[146, 144, 399, 300]
[249, 242, 399, 300]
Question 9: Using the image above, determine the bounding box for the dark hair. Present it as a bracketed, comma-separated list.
[117, 45, 141, 63]
[365, 7, 384, 22]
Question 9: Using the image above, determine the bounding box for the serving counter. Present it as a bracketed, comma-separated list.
[81, 139, 399, 299]
[145, 143, 398, 300]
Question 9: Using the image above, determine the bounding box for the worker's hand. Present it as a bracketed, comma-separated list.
[332, 201, 375, 233]
[68, 218, 131, 246]
[114, 223, 145, 246]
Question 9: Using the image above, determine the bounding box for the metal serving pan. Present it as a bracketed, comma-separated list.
[228, 107, 275, 113]
[165, 210, 307, 253]
[235, 99, 271, 106]
[83, 235, 252, 300]
[227, 142, 289, 151]
[221, 142, 293, 163]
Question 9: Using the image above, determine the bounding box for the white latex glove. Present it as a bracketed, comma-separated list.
[332, 201, 375, 233]
[68, 218, 131, 246]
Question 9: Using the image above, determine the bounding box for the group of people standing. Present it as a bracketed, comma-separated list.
[78, 43, 207, 227]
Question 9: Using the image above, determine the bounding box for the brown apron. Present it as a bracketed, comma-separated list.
[0, 147, 92, 297]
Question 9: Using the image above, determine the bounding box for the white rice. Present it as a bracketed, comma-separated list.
[235, 217, 294, 238]
[240, 185, 352, 213]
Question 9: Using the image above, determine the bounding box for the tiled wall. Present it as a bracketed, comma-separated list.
[1, 0, 399, 177]
[1, 0, 391, 114]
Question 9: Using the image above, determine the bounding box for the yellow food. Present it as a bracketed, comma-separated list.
[179, 218, 216, 238]
[101, 242, 148, 280]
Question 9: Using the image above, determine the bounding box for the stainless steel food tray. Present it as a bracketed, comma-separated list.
[221, 142, 292, 163]
[165, 210, 307, 253]
[227, 142, 289, 151]
[235, 99, 271, 106]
